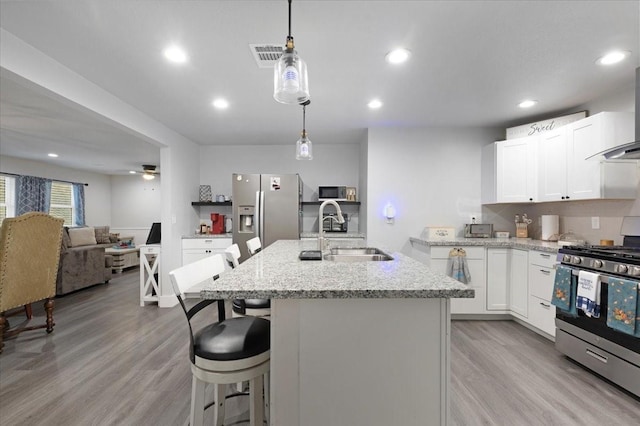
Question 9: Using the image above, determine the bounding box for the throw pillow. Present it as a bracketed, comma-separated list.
[94, 226, 110, 244]
[68, 226, 97, 247]
[109, 233, 120, 243]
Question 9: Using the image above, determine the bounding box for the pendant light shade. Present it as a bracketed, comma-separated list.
[274, 0, 310, 104]
[296, 101, 313, 160]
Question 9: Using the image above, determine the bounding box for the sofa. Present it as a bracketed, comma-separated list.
[56, 226, 116, 296]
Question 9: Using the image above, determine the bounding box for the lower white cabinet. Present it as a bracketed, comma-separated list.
[430, 246, 486, 314]
[182, 237, 232, 268]
[509, 249, 529, 318]
[486, 248, 509, 311]
[527, 250, 557, 336]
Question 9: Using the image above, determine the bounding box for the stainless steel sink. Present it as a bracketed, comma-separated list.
[323, 247, 393, 262]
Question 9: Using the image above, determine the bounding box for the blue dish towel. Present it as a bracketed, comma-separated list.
[551, 265, 577, 316]
[607, 277, 639, 337]
[447, 249, 471, 284]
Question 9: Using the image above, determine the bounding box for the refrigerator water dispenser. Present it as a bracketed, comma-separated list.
[238, 206, 255, 233]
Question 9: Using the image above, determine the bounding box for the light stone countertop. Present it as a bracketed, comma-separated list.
[409, 236, 560, 253]
[182, 233, 232, 239]
[300, 232, 366, 239]
[201, 239, 474, 300]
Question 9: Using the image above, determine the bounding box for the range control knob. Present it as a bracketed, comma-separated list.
[630, 266, 640, 277]
[617, 264, 628, 274]
[571, 256, 582, 265]
[563, 254, 572, 263]
[592, 260, 603, 268]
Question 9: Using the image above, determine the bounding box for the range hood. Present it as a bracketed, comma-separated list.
[594, 67, 640, 160]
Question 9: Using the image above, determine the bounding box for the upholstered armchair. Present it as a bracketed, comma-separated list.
[0, 212, 64, 353]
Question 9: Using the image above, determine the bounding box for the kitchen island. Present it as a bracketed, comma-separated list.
[201, 239, 473, 426]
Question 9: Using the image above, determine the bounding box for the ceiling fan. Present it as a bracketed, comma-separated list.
[130, 164, 160, 180]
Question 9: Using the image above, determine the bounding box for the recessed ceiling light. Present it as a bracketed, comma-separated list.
[596, 50, 630, 65]
[518, 100, 538, 109]
[48, 153, 58, 158]
[368, 99, 383, 109]
[385, 48, 411, 64]
[212, 98, 229, 109]
[163, 45, 188, 64]
[129, 171, 137, 174]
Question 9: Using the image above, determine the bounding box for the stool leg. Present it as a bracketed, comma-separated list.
[249, 374, 264, 426]
[190, 376, 206, 426]
[213, 384, 226, 426]
[264, 372, 270, 425]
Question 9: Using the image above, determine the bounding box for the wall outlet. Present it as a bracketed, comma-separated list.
[591, 216, 600, 229]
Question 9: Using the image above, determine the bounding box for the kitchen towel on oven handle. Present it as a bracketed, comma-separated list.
[551, 265, 578, 316]
[576, 270, 601, 318]
[606, 277, 640, 337]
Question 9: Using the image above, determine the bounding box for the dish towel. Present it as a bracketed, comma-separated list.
[576, 270, 601, 318]
[447, 249, 471, 284]
[607, 277, 639, 337]
[551, 265, 577, 316]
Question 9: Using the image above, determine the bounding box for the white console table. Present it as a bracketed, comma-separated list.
[139, 244, 161, 306]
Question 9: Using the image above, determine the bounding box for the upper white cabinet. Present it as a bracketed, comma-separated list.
[496, 136, 538, 203]
[566, 112, 637, 200]
[486, 111, 638, 204]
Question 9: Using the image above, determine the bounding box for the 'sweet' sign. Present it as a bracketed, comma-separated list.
[506, 111, 587, 139]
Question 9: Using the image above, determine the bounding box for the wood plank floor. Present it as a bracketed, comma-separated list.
[1, 269, 638, 425]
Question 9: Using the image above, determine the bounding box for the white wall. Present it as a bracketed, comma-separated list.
[199, 143, 362, 233]
[110, 174, 161, 244]
[1, 155, 112, 225]
[366, 127, 503, 253]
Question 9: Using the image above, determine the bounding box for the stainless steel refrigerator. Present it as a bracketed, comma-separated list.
[232, 173, 302, 262]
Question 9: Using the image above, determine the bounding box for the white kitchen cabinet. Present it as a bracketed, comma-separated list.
[527, 250, 557, 337]
[538, 112, 637, 202]
[509, 249, 528, 318]
[429, 246, 486, 314]
[182, 237, 232, 268]
[538, 126, 568, 202]
[486, 248, 509, 311]
[496, 135, 538, 203]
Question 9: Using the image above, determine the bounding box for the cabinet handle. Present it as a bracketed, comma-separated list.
[586, 349, 608, 364]
[539, 302, 550, 308]
[539, 253, 551, 258]
[566, 196, 570, 199]
[540, 269, 550, 274]
[561, 196, 565, 200]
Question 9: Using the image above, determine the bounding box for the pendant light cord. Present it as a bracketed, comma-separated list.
[288, 0, 292, 38]
[302, 104, 306, 132]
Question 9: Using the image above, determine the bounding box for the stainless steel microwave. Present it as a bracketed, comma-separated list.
[318, 186, 347, 200]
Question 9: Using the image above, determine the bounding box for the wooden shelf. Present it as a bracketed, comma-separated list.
[301, 201, 360, 206]
[191, 201, 232, 206]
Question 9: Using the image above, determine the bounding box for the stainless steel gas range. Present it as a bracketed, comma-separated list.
[555, 216, 640, 397]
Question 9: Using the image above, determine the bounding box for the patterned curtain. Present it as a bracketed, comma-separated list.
[73, 183, 86, 226]
[16, 176, 52, 215]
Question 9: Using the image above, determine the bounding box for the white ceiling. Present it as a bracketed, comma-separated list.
[0, 0, 638, 175]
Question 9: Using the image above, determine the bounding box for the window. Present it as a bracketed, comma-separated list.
[50, 181, 74, 226]
[0, 175, 16, 226]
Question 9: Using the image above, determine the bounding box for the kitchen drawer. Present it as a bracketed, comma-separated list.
[431, 246, 485, 260]
[529, 250, 557, 268]
[182, 238, 232, 250]
[529, 263, 556, 302]
[528, 295, 556, 337]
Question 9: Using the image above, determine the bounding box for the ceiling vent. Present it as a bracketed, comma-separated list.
[249, 44, 284, 68]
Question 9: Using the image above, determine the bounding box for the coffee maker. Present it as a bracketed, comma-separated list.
[210, 213, 225, 234]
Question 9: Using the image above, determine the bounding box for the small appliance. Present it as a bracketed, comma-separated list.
[318, 186, 347, 201]
[464, 223, 493, 238]
[322, 213, 348, 232]
[210, 213, 225, 234]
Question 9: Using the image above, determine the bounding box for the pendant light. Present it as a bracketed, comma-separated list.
[296, 100, 313, 160]
[274, 0, 310, 104]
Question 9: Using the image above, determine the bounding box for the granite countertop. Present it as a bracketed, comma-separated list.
[201, 239, 473, 300]
[409, 237, 560, 253]
[300, 232, 366, 239]
[183, 233, 232, 239]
